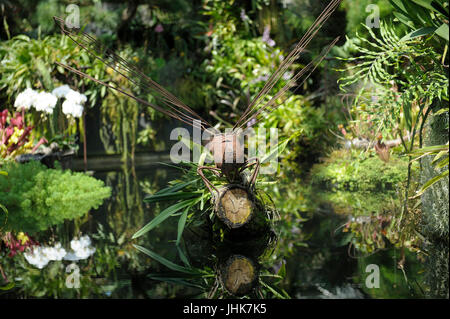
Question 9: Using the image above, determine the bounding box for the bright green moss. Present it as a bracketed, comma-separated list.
[310, 150, 412, 192]
[0, 161, 111, 234]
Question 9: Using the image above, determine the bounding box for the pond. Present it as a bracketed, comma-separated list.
[0, 157, 426, 299]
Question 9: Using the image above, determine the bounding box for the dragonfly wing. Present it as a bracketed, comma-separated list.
[53, 16, 211, 130]
[238, 37, 340, 129]
[234, 0, 342, 129]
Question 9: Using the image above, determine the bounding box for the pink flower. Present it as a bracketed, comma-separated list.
[10, 113, 23, 129]
[155, 24, 164, 33]
[32, 137, 48, 153]
[0, 109, 8, 129]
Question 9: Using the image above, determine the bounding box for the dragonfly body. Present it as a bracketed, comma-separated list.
[200, 131, 260, 194]
[209, 132, 244, 172]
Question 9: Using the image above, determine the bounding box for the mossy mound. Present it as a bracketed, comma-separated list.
[310, 150, 411, 192]
[0, 161, 111, 233]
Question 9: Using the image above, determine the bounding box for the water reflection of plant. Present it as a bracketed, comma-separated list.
[1, 221, 151, 298]
[128, 152, 292, 298]
[355, 248, 425, 299]
[133, 228, 289, 299]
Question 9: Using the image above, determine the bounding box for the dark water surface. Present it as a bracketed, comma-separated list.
[85, 162, 425, 298]
[1, 159, 426, 298]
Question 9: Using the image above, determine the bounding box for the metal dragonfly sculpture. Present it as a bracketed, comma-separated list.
[53, 0, 341, 196]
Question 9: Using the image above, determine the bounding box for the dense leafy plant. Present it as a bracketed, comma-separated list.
[261, 95, 334, 174]
[0, 161, 111, 233]
[310, 149, 411, 192]
[0, 33, 110, 152]
[338, 18, 448, 227]
[389, 0, 449, 43]
[342, 0, 393, 36]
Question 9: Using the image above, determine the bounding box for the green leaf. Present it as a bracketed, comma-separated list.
[410, 0, 437, 12]
[177, 245, 191, 268]
[14, 34, 30, 42]
[147, 275, 203, 289]
[0, 171, 7, 176]
[153, 179, 198, 196]
[435, 156, 449, 169]
[413, 169, 449, 198]
[393, 11, 415, 28]
[176, 208, 189, 246]
[431, 149, 449, 164]
[410, 143, 448, 156]
[259, 279, 289, 299]
[35, 58, 52, 90]
[277, 261, 286, 278]
[435, 23, 449, 41]
[434, 108, 449, 115]
[260, 130, 301, 164]
[133, 244, 196, 274]
[132, 199, 197, 239]
[0, 282, 14, 291]
[144, 191, 201, 203]
[390, 0, 410, 15]
[401, 27, 437, 41]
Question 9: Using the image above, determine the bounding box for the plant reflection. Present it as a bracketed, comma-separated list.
[0, 162, 429, 299]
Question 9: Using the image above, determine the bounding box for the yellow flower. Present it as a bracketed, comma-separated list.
[17, 232, 30, 245]
[9, 127, 23, 144]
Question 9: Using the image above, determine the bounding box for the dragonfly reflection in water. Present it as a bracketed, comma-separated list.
[138, 221, 283, 299]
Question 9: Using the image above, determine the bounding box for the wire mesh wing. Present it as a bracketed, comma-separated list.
[53, 16, 212, 130]
[233, 0, 342, 130]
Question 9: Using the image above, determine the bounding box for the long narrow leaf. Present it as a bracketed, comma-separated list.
[176, 208, 189, 246]
[412, 169, 449, 198]
[260, 131, 301, 164]
[147, 276, 204, 289]
[154, 179, 198, 196]
[133, 244, 197, 274]
[435, 156, 449, 169]
[132, 199, 196, 239]
[401, 27, 437, 41]
[177, 244, 191, 268]
[144, 191, 201, 203]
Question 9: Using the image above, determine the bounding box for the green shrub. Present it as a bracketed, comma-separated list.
[311, 149, 411, 192]
[0, 161, 111, 233]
